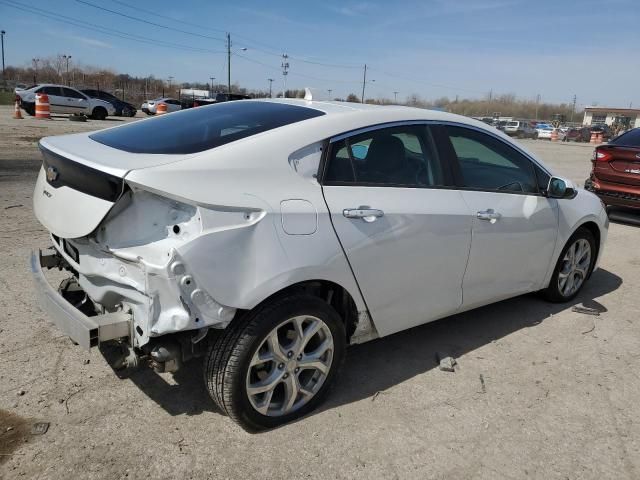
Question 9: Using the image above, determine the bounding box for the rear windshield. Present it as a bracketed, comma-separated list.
[610, 128, 640, 146]
[90, 101, 325, 154]
[506, 121, 518, 127]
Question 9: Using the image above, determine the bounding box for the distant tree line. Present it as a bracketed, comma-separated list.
[2, 56, 581, 120]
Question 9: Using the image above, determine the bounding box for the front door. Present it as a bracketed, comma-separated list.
[441, 125, 558, 309]
[62, 87, 90, 114]
[321, 124, 473, 337]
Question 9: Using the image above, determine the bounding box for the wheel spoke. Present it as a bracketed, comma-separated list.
[250, 349, 274, 367]
[281, 374, 299, 414]
[300, 318, 323, 354]
[247, 370, 283, 396]
[266, 330, 288, 363]
[254, 386, 276, 415]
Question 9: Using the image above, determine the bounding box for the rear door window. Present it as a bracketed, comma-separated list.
[62, 88, 86, 99]
[90, 101, 325, 154]
[323, 125, 445, 187]
[40, 86, 63, 96]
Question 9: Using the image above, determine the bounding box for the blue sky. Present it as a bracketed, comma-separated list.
[1, 0, 639, 107]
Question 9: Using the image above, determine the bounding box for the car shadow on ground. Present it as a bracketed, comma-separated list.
[118, 268, 622, 419]
[607, 207, 640, 227]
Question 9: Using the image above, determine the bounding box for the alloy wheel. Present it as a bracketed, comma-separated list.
[558, 238, 591, 297]
[245, 315, 334, 417]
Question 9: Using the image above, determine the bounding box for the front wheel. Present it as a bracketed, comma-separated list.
[204, 294, 346, 432]
[543, 228, 596, 302]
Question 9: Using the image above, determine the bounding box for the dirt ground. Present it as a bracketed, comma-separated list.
[1, 104, 639, 480]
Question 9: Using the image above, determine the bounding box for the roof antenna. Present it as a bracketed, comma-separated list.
[304, 88, 313, 101]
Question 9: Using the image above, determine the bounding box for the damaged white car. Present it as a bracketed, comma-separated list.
[31, 99, 608, 431]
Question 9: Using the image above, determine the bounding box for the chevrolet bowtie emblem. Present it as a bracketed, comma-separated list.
[46, 166, 58, 182]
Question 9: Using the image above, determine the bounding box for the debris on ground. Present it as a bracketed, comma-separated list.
[82, 359, 90, 365]
[479, 374, 486, 394]
[4, 204, 23, 210]
[572, 305, 601, 316]
[17, 390, 25, 396]
[371, 390, 390, 401]
[436, 352, 457, 372]
[30, 422, 49, 435]
[581, 323, 596, 335]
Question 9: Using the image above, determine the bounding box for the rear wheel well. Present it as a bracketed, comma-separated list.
[237, 281, 359, 341]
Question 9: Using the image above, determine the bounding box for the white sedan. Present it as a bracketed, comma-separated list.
[141, 97, 182, 115]
[30, 99, 608, 431]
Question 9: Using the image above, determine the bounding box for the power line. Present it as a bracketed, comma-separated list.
[75, 0, 227, 43]
[1, 0, 226, 55]
[104, 0, 361, 70]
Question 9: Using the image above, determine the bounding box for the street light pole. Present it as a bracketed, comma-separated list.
[32, 58, 39, 84]
[281, 54, 289, 98]
[393, 91, 399, 103]
[227, 32, 231, 95]
[210, 77, 215, 97]
[168, 76, 173, 97]
[361, 64, 367, 103]
[63, 55, 71, 86]
[1, 30, 5, 81]
[328, 89, 332, 99]
[267, 78, 273, 98]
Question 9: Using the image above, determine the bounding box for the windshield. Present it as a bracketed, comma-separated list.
[506, 122, 518, 127]
[90, 101, 325, 154]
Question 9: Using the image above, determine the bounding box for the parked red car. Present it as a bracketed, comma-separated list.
[585, 128, 640, 209]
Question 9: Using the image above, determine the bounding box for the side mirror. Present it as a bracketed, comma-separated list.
[547, 176, 577, 199]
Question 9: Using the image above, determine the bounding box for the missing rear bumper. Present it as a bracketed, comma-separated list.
[30, 249, 132, 349]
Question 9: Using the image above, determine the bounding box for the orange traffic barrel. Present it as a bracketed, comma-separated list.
[596, 133, 603, 143]
[550, 129, 559, 142]
[13, 95, 23, 119]
[35, 93, 51, 119]
[590, 132, 597, 143]
[156, 102, 168, 115]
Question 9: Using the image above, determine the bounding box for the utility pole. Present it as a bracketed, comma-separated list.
[571, 94, 577, 122]
[393, 91, 399, 103]
[1, 30, 5, 81]
[268, 78, 273, 98]
[281, 54, 289, 98]
[63, 55, 72, 86]
[361, 64, 367, 103]
[488, 88, 493, 102]
[32, 58, 39, 84]
[227, 33, 231, 95]
[535, 93, 540, 120]
[328, 89, 332, 99]
[210, 76, 215, 97]
[168, 76, 173, 97]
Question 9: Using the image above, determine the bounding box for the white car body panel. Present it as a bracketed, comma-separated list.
[31, 99, 608, 349]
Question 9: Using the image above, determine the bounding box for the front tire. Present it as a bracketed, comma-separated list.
[543, 227, 596, 302]
[204, 294, 346, 432]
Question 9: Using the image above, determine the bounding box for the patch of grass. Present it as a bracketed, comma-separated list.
[0, 91, 16, 105]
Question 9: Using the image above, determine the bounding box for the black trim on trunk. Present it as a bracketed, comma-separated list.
[40, 144, 125, 202]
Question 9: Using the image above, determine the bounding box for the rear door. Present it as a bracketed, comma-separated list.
[321, 123, 473, 337]
[440, 125, 558, 309]
[39, 86, 65, 113]
[62, 87, 90, 114]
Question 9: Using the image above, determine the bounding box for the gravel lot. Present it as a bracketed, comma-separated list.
[1, 105, 639, 479]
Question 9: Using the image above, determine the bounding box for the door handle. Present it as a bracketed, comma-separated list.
[343, 208, 384, 223]
[477, 209, 501, 223]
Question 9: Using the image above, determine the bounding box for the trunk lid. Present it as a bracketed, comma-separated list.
[594, 144, 640, 187]
[34, 134, 191, 238]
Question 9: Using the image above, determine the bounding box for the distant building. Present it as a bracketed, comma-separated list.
[583, 107, 640, 128]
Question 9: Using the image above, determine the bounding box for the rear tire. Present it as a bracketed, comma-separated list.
[543, 227, 596, 302]
[91, 106, 107, 120]
[204, 294, 346, 432]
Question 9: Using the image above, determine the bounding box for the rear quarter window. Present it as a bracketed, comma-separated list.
[90, 101, 325, 154]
